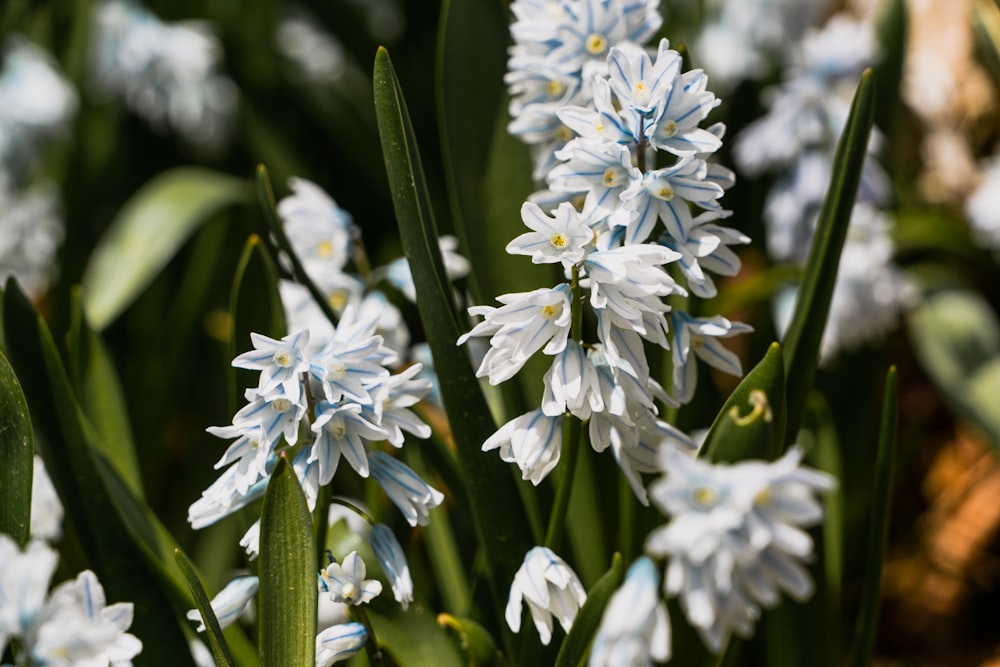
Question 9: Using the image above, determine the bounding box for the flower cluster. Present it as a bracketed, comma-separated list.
[643, 446, 834, 652]
[90, 0, 237, 145]
[0, 535, 142, 666]
[734, 13, 915, 360]
[505, 0, 663, 181]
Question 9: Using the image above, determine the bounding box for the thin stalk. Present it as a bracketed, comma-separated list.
[313, 482, 333, 570]
[543, 266, 585, 550]
[618, 473, 636, 564]
[352, 605, 384, 666]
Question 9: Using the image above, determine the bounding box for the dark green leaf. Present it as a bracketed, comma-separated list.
[848, 367, 896, 667]
[373, 46, 533, 636]
[259, 453, 317, 667]
[2, 279, 191, 664]
[553, 553, 624, 667]
[0, 347, 32, 545]
[81, 167, 248, 330]
[782, 70, 876, 449]
[66, 287, 144, 500]
[174, 547, 236, 667]
[701, 342, 786, 463]
[436, 0, 510, 304]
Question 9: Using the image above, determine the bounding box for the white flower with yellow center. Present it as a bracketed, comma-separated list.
[309, 401, 388, 484]
[458, 284, 573, 385]
[507, 201, 594, 267]
[232, 329, 310, 402]
[319, 551, 382, 606]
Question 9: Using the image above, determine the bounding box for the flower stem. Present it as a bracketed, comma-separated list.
[352, 605, 384, 666]
[544, 265, 585, 551]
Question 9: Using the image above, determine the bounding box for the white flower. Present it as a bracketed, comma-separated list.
[232, 387, 307, 449]
[361, 363, 432, 447]
[370, 524, 414, 610]
[232, 329, 310, 403]
[541, 339, 604, 420]
[368, 452, 445, 527]
[31, 570, 143, 666]
[589, 557, 670, 666]
[0, 180, 65, 299]
[505, 546, 586, 646]
[483, 409, 563, 485]
[967, 156, 1000, 250]
[458, 284, 573, 385]
[278, 177, 356, 277]
[309, 305, 392, 405]
[319, 551, 382, 606]
[309, 401, 388, 484]
[645, 447, 834, 653]
[30, 455, 63, 542]
[205, 423, 269, 496]
[669, 312, 752, 404]
[507, 201, 594, 267]
[0, 536, 58, 651]
[316, 622, 367, 667]
[186, 575, 258, 632]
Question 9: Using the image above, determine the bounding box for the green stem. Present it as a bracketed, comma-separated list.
[543, 265, 585, 551]
[313, 482, 333, 570]
[618, 472, 636, 565]
[330, 496, 376, 525]
[352, 605, 384, 666]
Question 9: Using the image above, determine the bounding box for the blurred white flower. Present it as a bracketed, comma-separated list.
[186, 575, 258, 632]
[90, 0, 237, 145]
[316, 622, 367, 667]
[0, 179, 65, 299]
[30, 455, 64, 542]
[589, 557, 670, 666]
[966, 156, 1000, 251]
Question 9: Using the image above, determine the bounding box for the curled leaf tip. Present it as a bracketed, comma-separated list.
[729, 389, 773, 427]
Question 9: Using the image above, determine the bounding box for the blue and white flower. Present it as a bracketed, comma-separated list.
[589, 557, 670, 666]
[316, 622, 367, 667]
[232, 330, 311, 403]
[483, 409, 563, 485]
[368, 452, 445, 527]
[186, 575, 258, 632]
[319, 551, 382, 606]
[370, 524, 414, 610]
[507, 201, 594, 267]
[505, 546, 587, 646]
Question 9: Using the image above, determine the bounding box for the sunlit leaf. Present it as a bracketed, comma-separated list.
[174, 547, 236, 667]
[701, 342, 786, 463]
[81, 167, 248, 330]
[259, 453, 316, 667]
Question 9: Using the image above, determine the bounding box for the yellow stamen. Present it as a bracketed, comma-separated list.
[693, 486, 719, 507]
[586, 33, 608, 55]
[550, 232, 568, 248]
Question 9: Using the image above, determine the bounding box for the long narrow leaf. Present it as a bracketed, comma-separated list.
[174, 547, 236, 667]
[259, 453, 317, 667]
[782, 70, 875, 448]
[372, 46, 533, 628]
[0, 347, 32, 545]
[81, 167, 248, 330]
[848, 366, 896, 667]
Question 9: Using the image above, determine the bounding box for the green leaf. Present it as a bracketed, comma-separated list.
[0, 347, 32, 545]
[438, 614, 505, 666]
[908, 290, 1000, 449]
[174, 547, 236, 667]
[782, 70, 875, 449]
[553, 553, 624, 667]
[701, 342, 786, 463]
[81, 167, 248, 330]
[367, 604, 466, 667]
[66, 287, 144, 500]
[259, 453, 317, 667]
[436, 0, 509, 304]
[847, 367, 896, 667]
[228, 234, 287, 415]
[2, 279, 191, 664]
[373, 45, 533, 635]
